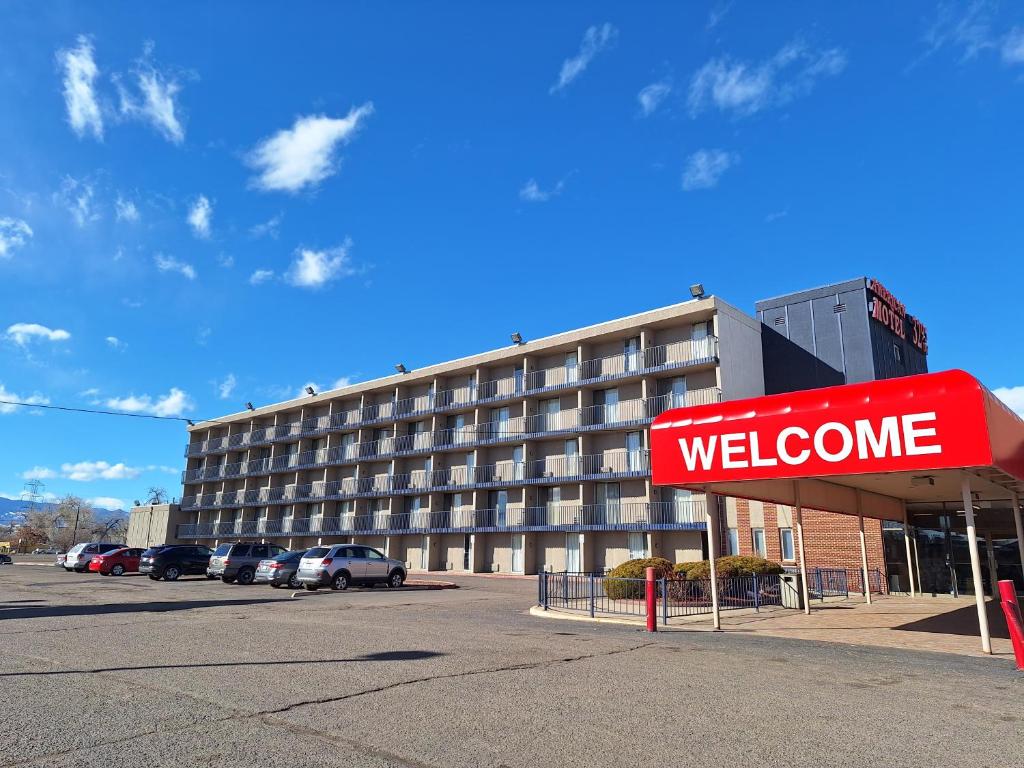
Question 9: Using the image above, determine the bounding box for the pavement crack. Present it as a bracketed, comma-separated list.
[255, 641, 655, 716]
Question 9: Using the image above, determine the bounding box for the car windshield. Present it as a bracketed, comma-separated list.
[67, 544, 86, 554]
[304, 547, 330, 559]
[141, 547, 167, 557]
[213, 544, 231, 556]
[276, 550, 305, 562]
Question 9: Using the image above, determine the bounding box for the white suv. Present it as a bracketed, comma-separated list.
[297, 544, 406, 591]
[64, 542, 122, 572]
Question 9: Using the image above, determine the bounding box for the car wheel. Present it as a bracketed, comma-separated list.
[206, 574, 218, 580]
[148, 574, 160, 580]
[111, 564, 125, 576]
[288, 573, 301, 590]
[99, 571, 109, 576]
[163, 564, 182, 581]
[236, 568, 256, 586]
[387, 570, 405, 589]
[303, 584, 318, 591]
[270, 582, 282, 589]
[221, 575, 236, 584]
[331, 572, 349, 591]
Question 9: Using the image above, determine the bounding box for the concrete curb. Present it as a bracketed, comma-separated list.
[527, 604, 718, 632]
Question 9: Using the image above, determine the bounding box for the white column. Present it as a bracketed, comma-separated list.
[1012, 493, 1024, 588]
[705, 491, 721, 630]
[856, 491, 872, 605]
[794, 481, 811, 615]
[902, 503, 917, 597]
[912, 535, 923, 596]
[961, 475, 992, 654]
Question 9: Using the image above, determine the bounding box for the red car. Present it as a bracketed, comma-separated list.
[88, 547, 145, 576]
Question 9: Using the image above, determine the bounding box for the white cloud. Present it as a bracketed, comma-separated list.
[920, 2, 996, 64]
[57, 35, 103, 140]
[0, 383, 50, 414]
[706, 1, 732, 31]
[1003, 28, 1024, 64]
[117, 45, 186, 144]
[0, 217, 33, 258]
[332, 376, 353, 389]
[688, 40, 847, 118]
[105, 336, 123, 348]
[105, 387, 194, 417]
[637, 79, 672, 117]
[154, 253, 196, 280]
[682, 149, 739, 191]
[249, 213, 283, 239]
[218, 373, 237, 399]
[115, 196, 139, 222]
[285, 241, 356, 288]
[216, 253, 234, 268]
[22, 466, 57, 480]
[249, 268, 274, 285]
[247, 103, 374, 193]
[187, 194, 212, 238]
[6, 323, 71, 346]
[56, 175, 99, 227]
[88, 496, 126, 511]
[519, 177, 567, 203]
[551, 23, 618, 94]
[994, 386, 1024, 418]
[61, 461, 142, 481]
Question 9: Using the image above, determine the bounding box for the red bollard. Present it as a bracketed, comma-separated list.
[645, 566, 657, 632]
[997, 580, 1024, 670]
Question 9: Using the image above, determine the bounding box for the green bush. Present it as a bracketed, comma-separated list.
[673, 561, 701, 578]
[684, 555, 784, 581]
[604, 557, 674, 600]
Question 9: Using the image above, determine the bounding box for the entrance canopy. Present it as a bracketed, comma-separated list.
[650, 370, 1024, 521]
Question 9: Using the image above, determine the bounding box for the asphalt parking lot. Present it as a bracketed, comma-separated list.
[1, 562, 1021, 768]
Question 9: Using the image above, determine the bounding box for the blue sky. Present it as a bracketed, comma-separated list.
[1, 1, 1023, 510]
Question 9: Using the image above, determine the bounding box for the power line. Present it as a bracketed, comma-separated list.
[0, 399, 234, 427]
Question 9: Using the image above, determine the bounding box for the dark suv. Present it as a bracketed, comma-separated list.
[139, 545, 214, 581]
[207, 542, 286, 585]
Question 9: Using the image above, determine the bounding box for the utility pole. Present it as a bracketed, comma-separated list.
[69, 499, 82, 545]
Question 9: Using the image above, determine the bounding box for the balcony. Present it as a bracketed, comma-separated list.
[184, 336, 719, 456]
[181, 389, 719, 489]
[175, 499, 707, 539]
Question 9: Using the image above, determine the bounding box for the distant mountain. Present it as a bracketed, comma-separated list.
[0, 496, 125, 525]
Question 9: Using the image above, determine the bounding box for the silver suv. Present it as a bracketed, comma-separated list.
[297, 544, 406, 591]
[207, 542, 287, 585]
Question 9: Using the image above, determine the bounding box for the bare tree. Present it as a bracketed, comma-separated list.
[146, 486, 168, 504]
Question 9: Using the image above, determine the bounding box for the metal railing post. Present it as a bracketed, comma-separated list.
[753, 573, 760, 613]
[661, 577, 668, 626]
[589, 573, 596, 618]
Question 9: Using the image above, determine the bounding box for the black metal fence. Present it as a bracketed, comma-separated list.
[539, 572, 793, 624]
[805, 567, 887, 601]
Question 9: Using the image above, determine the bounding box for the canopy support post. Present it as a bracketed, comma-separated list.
[1012, 493, 1024, 590]
[794, 480, 811, 615]
[705, 489, 721, 630]
[985, 533, 998, 597]
[902, 502, 917, 597]
[856, 490, 871, 605]
[961, 475, 992, 655]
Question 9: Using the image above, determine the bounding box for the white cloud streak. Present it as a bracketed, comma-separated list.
[88, 496, 127, 510]
[551, 23, 619, 94]
[57, 35, 104, 140]
[187, 195, 212, 238]
[104, 387, 194, 417]
[105, 336, 123, 348]
[154, 253, 196, 280]
[519, 177, 567, 203]
[0, 383, 50, 414]
[247, 103, 374, 193]
[285, 240, 357, 288]
[115, 196, 139, 222]
[682, 149, 739, 191]
[117, 46, 187, 144]
[6, 323, 71, 346]
[637, 79, 672, 117]
[0, 218, 33, 258]
[57, 176, 99, 227]
[218, 373, 237, 399]
[249, 213, 283, 239]
[249, 269, 274, 285]
[688, 40, 847, 118]
[994, 386, 1024, 418]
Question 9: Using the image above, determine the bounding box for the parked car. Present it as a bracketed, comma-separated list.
[54, 553, 66, 568]
[0, 553, 11, 565]
[63, 542, 123, 572]
[88, 547, 145, 576]
[32, 547, 60, 555]
[296, 544, 406, 591]
[254, 549, 308, 589]
[139, 545, 214, 581]
[207, 542, 287, 585]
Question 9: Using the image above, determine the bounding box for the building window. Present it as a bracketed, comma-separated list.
[752, 528, 767, 558]
[727, 528, 739, 555]
[893, 343, 904, 364]
[779, 527, 795, 561]
[628, 531, 647, 560]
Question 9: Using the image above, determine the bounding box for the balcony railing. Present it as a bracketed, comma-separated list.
[185, 337, 719, 456]
[182, 390, 718, 486]
[180, 450, 653, 511]
[175, 500, 707, 538]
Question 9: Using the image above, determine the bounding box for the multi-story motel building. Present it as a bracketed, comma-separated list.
[172, 295, 766, 574]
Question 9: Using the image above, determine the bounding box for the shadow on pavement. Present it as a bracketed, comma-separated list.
[894, 600, 1010, 639]
[0, 597, 290, 621]
[0, 649, 443, 677]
